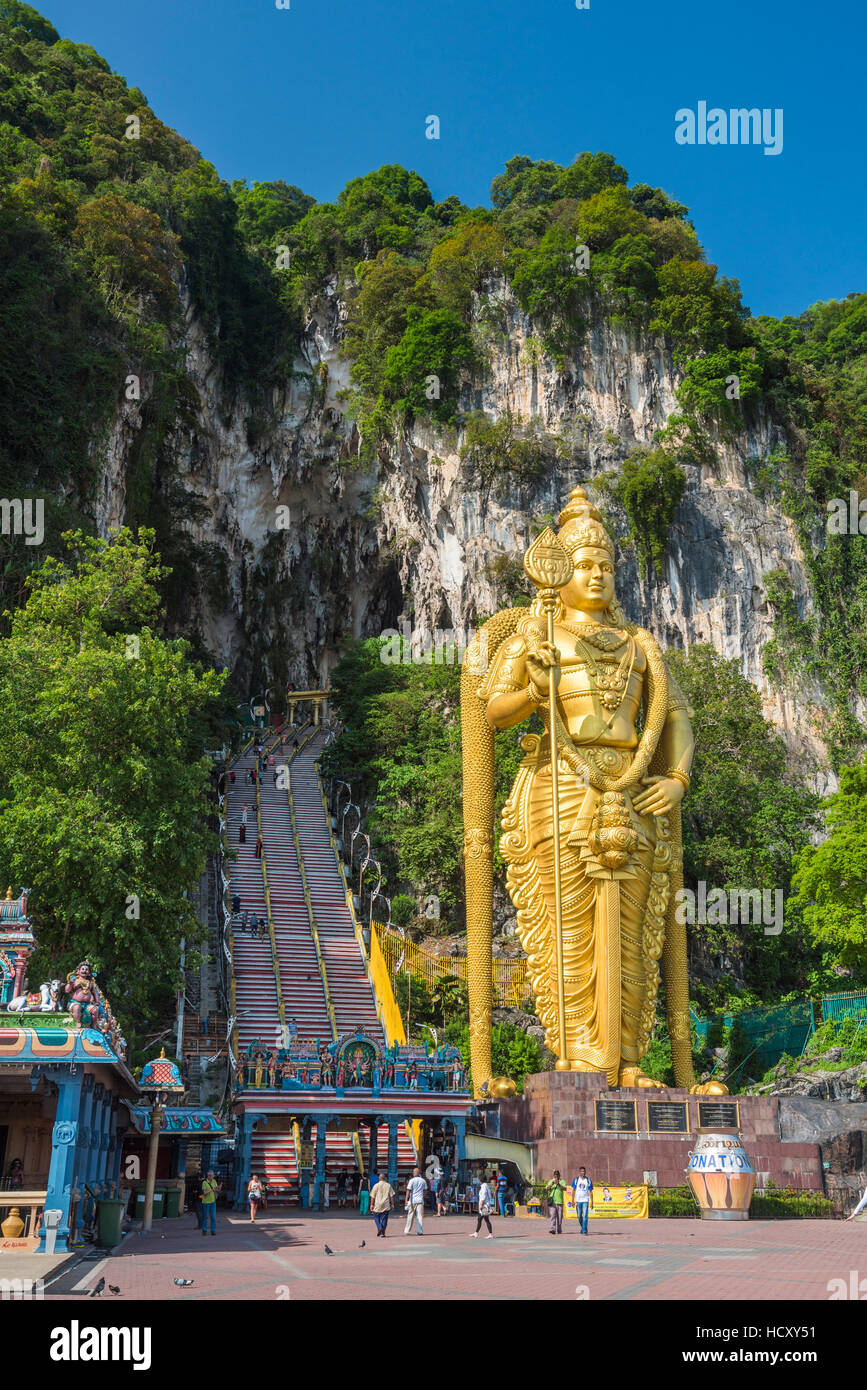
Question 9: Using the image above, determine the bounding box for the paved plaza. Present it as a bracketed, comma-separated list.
[41, 1211, 866, 1302]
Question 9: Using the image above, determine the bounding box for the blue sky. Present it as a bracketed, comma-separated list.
[41, 0, 865, 318]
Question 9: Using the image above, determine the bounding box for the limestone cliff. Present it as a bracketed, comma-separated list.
[92, 277, 826, 783]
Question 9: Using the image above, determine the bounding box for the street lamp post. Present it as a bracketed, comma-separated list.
[142, 1100, 163, 1235]
[138, 1048, 185, 1233]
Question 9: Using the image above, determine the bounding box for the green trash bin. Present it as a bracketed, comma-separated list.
[163, 1187, 181, 1219]
[133, 1189, 164, 1220]
[96, 1197, 126, 1249]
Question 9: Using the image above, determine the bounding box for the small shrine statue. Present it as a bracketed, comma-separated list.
[64, 962, 100, 1031]
[267, 1051, 277, 1088]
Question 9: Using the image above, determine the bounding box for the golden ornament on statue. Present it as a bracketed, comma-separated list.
[461, 485, 727, 1097]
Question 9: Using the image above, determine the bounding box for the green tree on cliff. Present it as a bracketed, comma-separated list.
[0, 528, 227, 1042]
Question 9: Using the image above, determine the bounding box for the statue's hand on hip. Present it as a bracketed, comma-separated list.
[632, 775, 684, 817]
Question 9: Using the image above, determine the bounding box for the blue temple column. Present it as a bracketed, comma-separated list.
[313, 1116, 330, 1210]
[234, 1112, 260, 1208]
[87, 1083, 106, 1197]
[387, 1120, 399, 1190]
[453, 1114, 467, 1180]
[75, 1074, 96, 1230]
[97, 1087, 112, 1194]
[105, 1099, 121, 1194]
[36, 1067, 83, 1254]
[112, 1102, 130, 1190]
[100, 1089, 114, 1190]
[368, 1119, 379, 1179]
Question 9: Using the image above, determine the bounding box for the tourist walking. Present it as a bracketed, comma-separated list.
[358, 1172, 370, 1215]
[247, 1173, 263, 1222]
[370, 1173, 395, 1238]
[201, 1170, 220, 1236]
[403, 1166, 427, 1236]
[336, 1170, 348, 1209]
[436, 1172, 449, 1216]
[254, 835, 263, 859]
[231, 893, 241, 915]
[546, 1170, 567, 1234]
[495, 1167, 509, 1217]
[471, 1176, 494, 1238]
[572, 1166, 593, 1235]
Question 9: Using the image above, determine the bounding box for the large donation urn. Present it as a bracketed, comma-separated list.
[686, 1127, 757, 1221]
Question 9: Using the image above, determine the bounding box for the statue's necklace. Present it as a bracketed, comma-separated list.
[561, 622, 636, 726]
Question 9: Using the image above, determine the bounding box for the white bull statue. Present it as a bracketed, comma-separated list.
[7, 979, 66, 1013]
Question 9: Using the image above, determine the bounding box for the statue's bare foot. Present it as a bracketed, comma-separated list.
[618, 1064, 665, 1089]
[570, 1061, 604, 1073]
[689, 1079, 729, 1095]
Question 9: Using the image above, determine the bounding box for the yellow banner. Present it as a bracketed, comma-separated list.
[565, 1184, 648, 1219]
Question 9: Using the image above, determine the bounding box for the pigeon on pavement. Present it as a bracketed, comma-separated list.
[324, 1244, 334, 1255]
[358, 1240, 366, 1248]
[172, 1277, 194, 1286]
[109, 1285, 121, 1296]
[89, 1278, 105, 1298]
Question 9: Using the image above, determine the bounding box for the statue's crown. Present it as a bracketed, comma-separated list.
[556, 486, 614, 559]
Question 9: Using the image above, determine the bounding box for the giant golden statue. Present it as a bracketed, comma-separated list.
[461, 486, 725, 1096]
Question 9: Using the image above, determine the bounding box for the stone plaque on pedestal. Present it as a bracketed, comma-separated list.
[698, 1100, 740, 1129]
[493, 1072, 823, 1195]
[595, 1099, 637, 1132]
[647, 1100, 689, 1133]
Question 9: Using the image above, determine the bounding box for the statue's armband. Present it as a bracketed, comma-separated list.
[477, 634, 528, 704]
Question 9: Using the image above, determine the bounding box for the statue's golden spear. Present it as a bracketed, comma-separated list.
[523, 527, 573, 1073]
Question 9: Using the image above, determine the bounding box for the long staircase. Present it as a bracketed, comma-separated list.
[227, 729, 416, 1201]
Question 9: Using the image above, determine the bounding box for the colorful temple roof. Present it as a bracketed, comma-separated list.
[126, 1106, 226, 1135]
[0, 1024, 137, 1095]
[0, 885, 32, 928]
[139, 1048, 185, 1093]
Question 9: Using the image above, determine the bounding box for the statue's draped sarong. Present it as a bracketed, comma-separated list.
[502, 739, 659, 1084]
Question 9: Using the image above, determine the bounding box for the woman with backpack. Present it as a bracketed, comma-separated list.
[247, 1173, 263, 1222]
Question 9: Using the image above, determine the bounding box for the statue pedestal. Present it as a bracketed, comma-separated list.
[489, 1071, 824, 1192]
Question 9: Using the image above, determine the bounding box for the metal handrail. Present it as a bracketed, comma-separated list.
[256, 771, 286, 1043]
[286, 731, 338, 1043]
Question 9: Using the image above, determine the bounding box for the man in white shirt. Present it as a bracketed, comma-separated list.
[572, 1166, 593, 1235]
[404, 1166, 427, 1235]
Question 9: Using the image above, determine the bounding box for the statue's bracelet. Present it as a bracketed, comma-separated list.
[526, 678, 547, 706]
[666, 767, 691, 790]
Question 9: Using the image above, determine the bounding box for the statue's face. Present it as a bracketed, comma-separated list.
[561, 546, 615, 612]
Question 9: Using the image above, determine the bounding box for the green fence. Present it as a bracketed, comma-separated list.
[691, 1000, 816, 1082]
[820, 990, 867, 1024]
